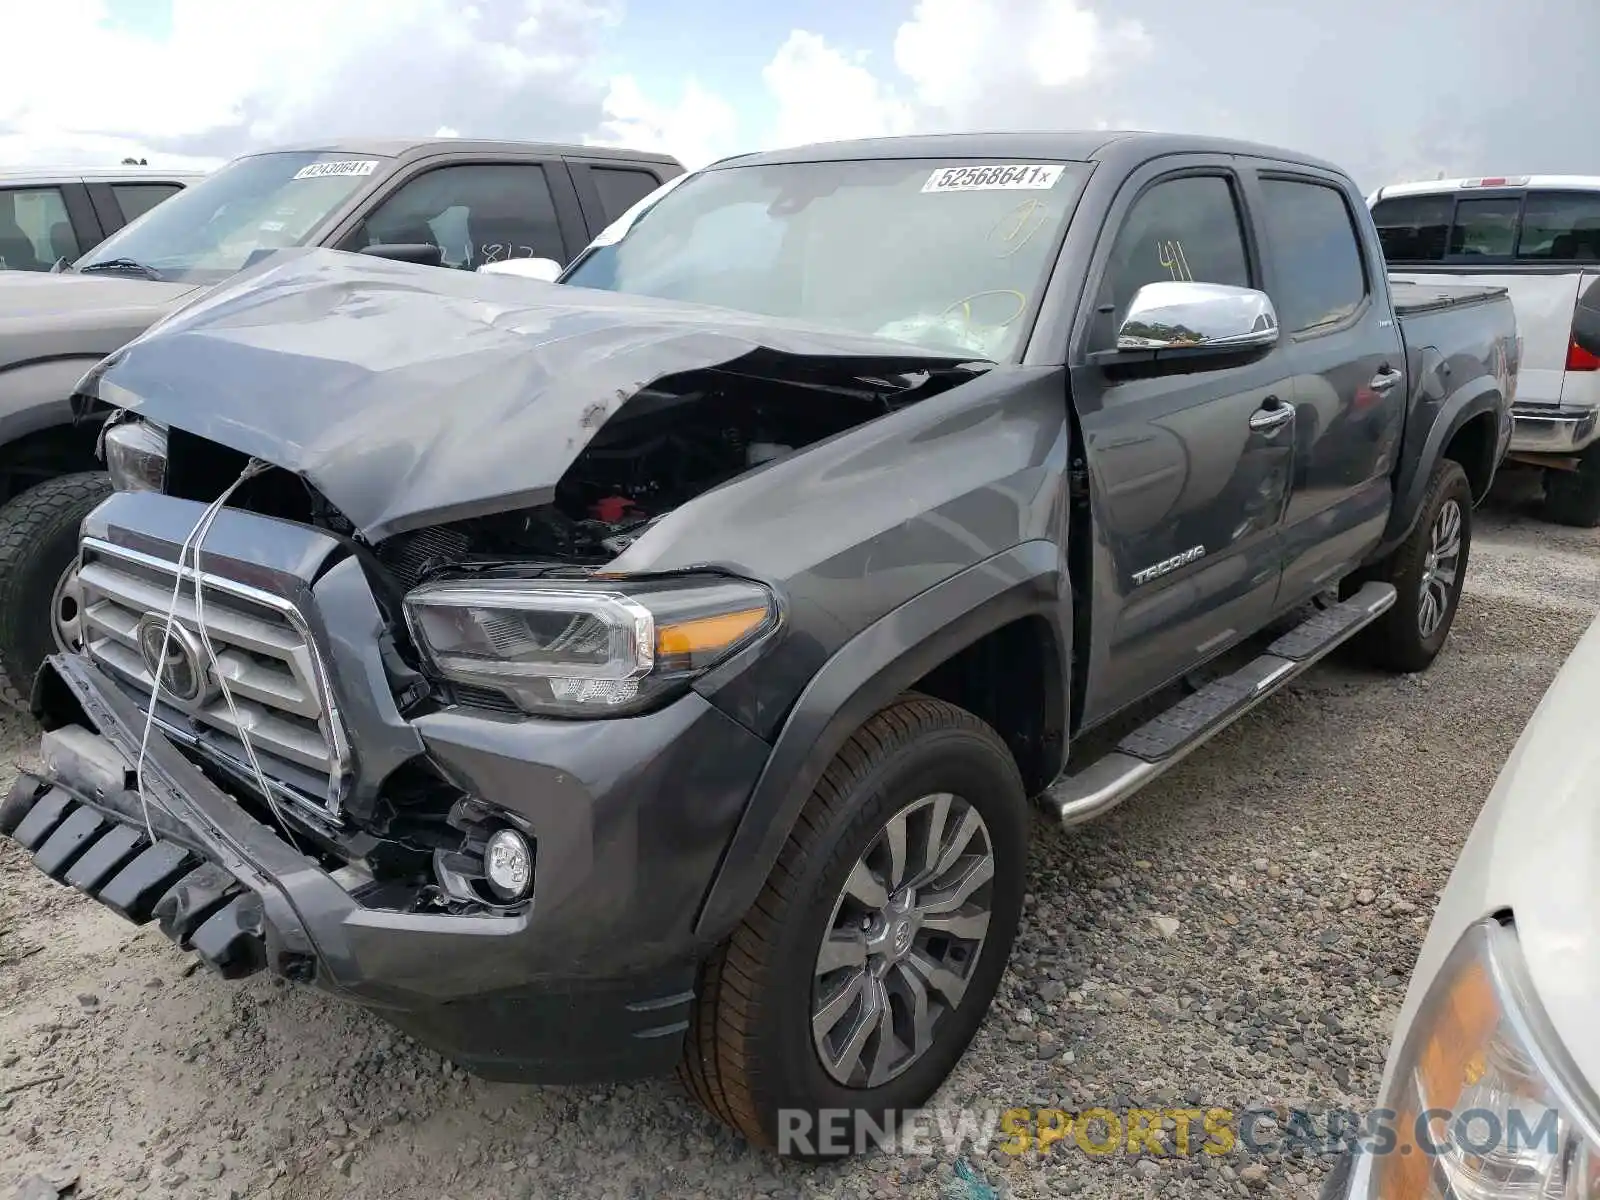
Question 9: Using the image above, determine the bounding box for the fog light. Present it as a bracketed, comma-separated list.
[484, 828, 533, 901]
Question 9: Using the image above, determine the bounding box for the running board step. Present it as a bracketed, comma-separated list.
[1044, 581, 1396, 829]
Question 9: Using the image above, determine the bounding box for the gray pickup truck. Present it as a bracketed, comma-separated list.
[0, 137, 683, 710]
[0, 132, 1515, 1157]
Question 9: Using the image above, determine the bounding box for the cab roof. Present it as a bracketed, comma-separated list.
[709, 130, 1350, 178]
[248, 137, 683, 168]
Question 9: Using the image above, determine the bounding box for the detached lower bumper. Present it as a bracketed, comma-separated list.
[2, 652, 751, 1085]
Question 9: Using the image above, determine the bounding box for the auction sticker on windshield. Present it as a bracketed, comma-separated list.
[922, 165, 1064, 193]
[292, 160, 380, 180]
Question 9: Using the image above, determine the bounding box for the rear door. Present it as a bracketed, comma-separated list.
[1068, 157, 1296, 721]
[1245, 165, 1406, 605]
[1371, 184, 1600, 410]
[566, 159, 677, 240]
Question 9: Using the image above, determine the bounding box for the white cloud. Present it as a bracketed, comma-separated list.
[590, 76, 739, 170]
[0, 0, 618, 167]
[891, 0, 1151, 128]
[761, 32, 913, 151]
[606, 1, 1153, 166]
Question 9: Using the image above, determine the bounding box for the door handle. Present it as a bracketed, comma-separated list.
[1248, 400, 1295, 431]
[1370, 366, 1402, 392]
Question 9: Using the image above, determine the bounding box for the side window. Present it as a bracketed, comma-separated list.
[112, 182, 184, 224]
[1517, 192, 1600, 262]
[590, 166, 663, 224]
[1371, 194, 1451, 263]
[348, 164, 565, 269]
[1100, 175, 1251, 330]
[1258, 179, 1368, 334]
[0, 186, 78, 270]
[1449, 197, 1519, 258]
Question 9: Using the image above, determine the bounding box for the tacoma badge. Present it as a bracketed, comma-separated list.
[1131, 545, 1206, 586]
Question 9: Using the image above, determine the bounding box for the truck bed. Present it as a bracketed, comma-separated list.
[1388, 276, 1509, 315]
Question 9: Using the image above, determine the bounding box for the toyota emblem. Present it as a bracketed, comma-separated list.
[134, 614, 207, 703]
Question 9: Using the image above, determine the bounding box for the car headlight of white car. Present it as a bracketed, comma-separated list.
[1354, 917, 1600, 1198]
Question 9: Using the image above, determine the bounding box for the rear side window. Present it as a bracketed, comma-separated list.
[1101, 174, 1251, 324]
[1518, 192, 1600, 262]
[1373, 187, 1600, 265]
[112, 182, 184, 224]
[1258, 179, 1368, 333]
[590, 166, 663, 224]
[1372, 193, 1451, 262]
[1450, 197, 1519, 257]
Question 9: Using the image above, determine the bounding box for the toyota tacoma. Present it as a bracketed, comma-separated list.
[1, 132, 1517, 1155]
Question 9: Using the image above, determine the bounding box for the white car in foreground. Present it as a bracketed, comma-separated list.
[1325, 611, 1600, 1197]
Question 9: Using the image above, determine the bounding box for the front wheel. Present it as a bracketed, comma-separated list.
[679, 695, 1028, 1157]
[1358, 458, 1473, 673]
[0, 472, 114, 710]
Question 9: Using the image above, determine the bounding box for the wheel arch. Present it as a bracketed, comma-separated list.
[1373, 378, 1505, 560]
[0, 357, 110, 501]
[692, 540, 1069, 944]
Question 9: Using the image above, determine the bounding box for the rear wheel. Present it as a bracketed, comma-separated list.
[1541, 443, 1600, 527]
[0, 472, 113, 710]
[1357, 458, 1472, 673]
[679, 695, 1027, 1157]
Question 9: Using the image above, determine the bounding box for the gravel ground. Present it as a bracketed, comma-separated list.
[3, 471, 1597, 1200]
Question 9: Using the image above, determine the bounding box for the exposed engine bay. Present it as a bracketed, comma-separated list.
[371, 360, 983, 585]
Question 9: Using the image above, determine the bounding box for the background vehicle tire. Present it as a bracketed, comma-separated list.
[0, 472, 113, 710]
[1540, 445, 1600, 527]
[1357, 458, 1473, 674]
[679, 694, 1028, 1158]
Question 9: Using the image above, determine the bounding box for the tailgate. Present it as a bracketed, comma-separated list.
[1390, 268, 1593, 407]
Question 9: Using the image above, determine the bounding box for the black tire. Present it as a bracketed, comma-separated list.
[679, 695, 1028, 1158]
[1357, 458, 1473, 673]
[1541, 444, 1600, 527]
[0, 472, 113, 710]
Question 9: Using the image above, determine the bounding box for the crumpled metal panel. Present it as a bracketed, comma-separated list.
[77, 246, 985, 540]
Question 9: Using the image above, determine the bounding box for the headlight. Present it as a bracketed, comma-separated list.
[103, 418, 167, 493]
[403, 574, 777, 716]
[1358, 918, 1600, 1198]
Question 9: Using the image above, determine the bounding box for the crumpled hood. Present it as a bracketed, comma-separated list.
[81, 247, 983, 540]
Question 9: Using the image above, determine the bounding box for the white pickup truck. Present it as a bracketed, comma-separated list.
[1369, 177, 1600, 524]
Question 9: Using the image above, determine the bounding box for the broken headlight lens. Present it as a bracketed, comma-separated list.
[403, 575, 778, 716]
[1356, 918, 1600, 1199]
[103, 419, 167, 493]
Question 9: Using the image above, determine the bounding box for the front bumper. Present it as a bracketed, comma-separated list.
[1509, 403, 1600, 455]
[4, 649, 768, 1084]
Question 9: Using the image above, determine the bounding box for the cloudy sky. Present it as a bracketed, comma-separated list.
[5, 0, 1596, 190]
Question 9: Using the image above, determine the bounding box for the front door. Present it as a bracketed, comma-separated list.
[1245, 167, 1406, 605]
[1069, 163, 1296, 723]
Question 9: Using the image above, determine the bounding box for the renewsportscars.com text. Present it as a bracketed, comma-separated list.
[776, 1105, 1562, 1159]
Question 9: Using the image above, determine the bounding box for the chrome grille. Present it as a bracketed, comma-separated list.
[78, 537, 348, 817]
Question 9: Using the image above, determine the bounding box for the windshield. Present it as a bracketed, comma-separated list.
[74, 151, 392, 284]
[562, 158, 1091, 361]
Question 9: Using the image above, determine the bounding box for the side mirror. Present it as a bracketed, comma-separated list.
[1115, 281, 1279, 354]
[477, 257, 563, 283]
[358, 242, 445, 267]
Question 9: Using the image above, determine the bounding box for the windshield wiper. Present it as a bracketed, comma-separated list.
[77, 258, 165, 281]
